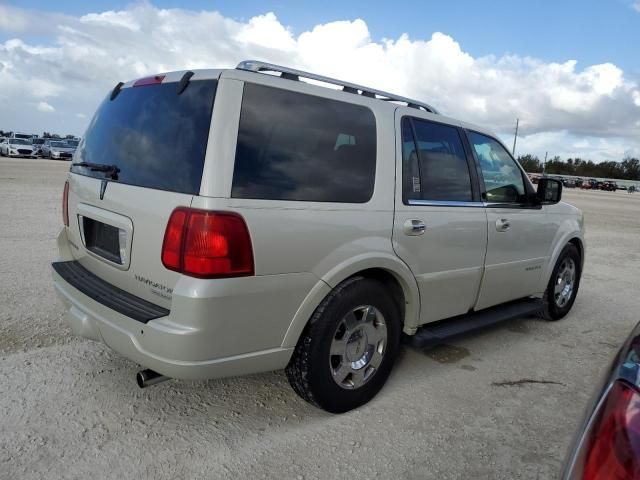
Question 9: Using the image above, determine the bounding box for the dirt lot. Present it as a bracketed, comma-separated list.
[1, 157, 639, 479]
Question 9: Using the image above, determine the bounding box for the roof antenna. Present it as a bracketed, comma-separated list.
[110, 82, 124, 101]
[177, 71, 195, 95]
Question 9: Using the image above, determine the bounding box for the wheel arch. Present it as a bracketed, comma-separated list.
[568, 237, 585, 269]
[539, 230, 585, 293]
[281, 255, 421, 348]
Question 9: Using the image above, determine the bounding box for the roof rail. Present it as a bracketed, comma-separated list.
[236, 60, 439, 114]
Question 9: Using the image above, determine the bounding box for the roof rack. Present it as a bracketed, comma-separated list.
[236, 60, 439, 114]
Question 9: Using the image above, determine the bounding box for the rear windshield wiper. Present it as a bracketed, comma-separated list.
[73, 162, 120, 179]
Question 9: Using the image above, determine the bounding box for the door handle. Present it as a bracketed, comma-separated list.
[404, 219, 426, 236]
[496, 218, 511, 232]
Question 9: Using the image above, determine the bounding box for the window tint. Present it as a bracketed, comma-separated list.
[71, 80, 217, 195]
[468, 132, 526, 203]
[402, 117, 473, 202]
[232, 84, 376, 203]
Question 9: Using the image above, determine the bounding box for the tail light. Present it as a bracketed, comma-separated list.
[572, 380, 640, 479]
[62, 180, 69, 227]
[161, 208, 254, 278]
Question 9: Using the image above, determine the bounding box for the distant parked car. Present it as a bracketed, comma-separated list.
[562, 320, 640, 478]
[562, 179, 577, 188]
[0, 138, 37, 158]
[10, 132, 35, 141]
[600, 181, 617, 192]
[31, 138, 46, 156]
[42, 140, 75, 160]
[580, 181, 592, 190]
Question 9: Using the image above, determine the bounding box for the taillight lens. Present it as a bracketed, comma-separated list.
[62, 180, 69, 226]
[573, 380, 640, 479]
[161, 208, 254, 278]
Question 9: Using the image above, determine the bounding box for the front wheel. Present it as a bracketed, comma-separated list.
[540, 244, 582, 320]
[286, 276, 401, 413]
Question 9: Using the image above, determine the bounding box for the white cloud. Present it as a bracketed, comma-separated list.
[507, 131, 640, 162]
[0, 4, 638, 161]
[35, 101, 55, 113]
[0, 5, 30, 33]
[633, 1, 640, 12]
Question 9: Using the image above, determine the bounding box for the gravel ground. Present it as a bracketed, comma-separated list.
[1, 157, 639, 479]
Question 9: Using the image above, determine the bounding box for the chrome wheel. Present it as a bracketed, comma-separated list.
[554, 257, 576, 308]
[329, 305, 387, 390]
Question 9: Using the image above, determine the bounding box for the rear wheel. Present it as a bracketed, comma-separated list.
[286, 276, 401, 413]
[540, 244, 581, 320]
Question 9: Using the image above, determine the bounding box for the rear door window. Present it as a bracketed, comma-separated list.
[232, 84, 377, 203]
[71, 79, 217, 195]
[402, 117, 473, 203]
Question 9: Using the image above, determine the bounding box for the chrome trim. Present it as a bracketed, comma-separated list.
[483, 201, 543, 209]
[407, 199, 484, 208]
[403, 219, 427, 235]
[237, 60, 439, 114]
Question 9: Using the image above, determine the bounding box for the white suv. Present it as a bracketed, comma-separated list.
[52, 61, 585, 413]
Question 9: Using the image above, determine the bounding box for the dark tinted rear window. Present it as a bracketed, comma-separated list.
[232, 83, 376, 203]
[71, 79, 217, 195]
[402, 117, 473, 203]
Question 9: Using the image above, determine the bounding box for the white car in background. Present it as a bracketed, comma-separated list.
[31, 138, 46, 156]
[42, 139, 75, 160]
[0, 138, 37, 158]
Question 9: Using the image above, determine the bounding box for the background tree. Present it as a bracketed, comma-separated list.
[519, 154, 640, 180]
[517, 154, 542, 173]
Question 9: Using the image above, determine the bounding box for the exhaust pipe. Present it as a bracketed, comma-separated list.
[136, 369, 170, 388]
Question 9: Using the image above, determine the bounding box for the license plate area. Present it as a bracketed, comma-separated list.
[76, 203, 133, 271]
[82, 217, 124, 264]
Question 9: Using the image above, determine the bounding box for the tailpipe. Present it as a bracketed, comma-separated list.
[136, 369, 170, 388]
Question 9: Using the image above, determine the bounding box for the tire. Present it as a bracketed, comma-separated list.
[540, 244, 581, 321]
[286, 276, 401, 413]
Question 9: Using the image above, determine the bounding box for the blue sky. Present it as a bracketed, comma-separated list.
[7, 0, 640, 76]
[1, 0, 639, 160]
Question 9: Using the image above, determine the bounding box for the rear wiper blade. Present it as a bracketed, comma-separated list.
[73, 162, 120, 178]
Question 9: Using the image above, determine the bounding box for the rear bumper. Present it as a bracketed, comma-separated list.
[52, 265, 294, 379]
[51, 226, 315, 380]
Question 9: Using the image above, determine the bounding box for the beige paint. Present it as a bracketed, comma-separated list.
[53, 68, 585, 381]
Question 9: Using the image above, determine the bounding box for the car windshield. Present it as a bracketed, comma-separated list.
[10, 139, 30, 145]
[32, 139, 45, 145]
[50, 142, 66, 147]
[65, 140, 79, 147]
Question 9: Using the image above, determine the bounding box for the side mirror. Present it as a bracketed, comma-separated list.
[537, 178, 562, 204]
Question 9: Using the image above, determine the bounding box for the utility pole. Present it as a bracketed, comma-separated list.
[512, 118, 519, 156]
[543, 151, 548, 175]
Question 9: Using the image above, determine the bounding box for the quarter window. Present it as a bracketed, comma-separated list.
[468, 132, 526, 203]
[232, 84, 376, 203]
[402, 117, 473, 203]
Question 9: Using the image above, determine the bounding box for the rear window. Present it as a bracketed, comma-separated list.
[71, 79, 217, 195]
[232, 83, 376, 203]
